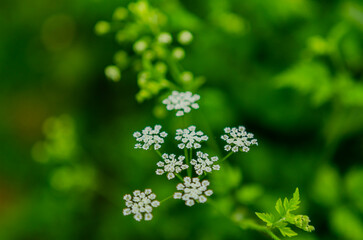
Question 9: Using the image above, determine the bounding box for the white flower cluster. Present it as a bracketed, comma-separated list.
[156, 153, 189, 180]
[221, 126, 258, 152]
[175, 126, 208, 149]
[173, 177, 213, 206]
[190, 151, 220, 175]
[123, 189, 160, 221]
[133, 125, 167, 150]
[162, 91, 200, 117]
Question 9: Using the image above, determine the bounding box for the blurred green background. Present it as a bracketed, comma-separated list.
[1, 0, 363, 239]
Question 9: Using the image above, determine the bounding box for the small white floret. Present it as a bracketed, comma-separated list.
[155, 153, 188, 180]
[133, 125, 168, 150]
[175, 126, 208, 149]
[221, 126, 258, 153]
[162, 91, 200, 117]
[173, 177, 213, 206]
[123, 189, 160, 222]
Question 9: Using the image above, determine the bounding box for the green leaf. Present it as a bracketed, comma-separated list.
[284, 188, 300, 212]
[255, 212, 275, 226]
[275, 198, 285, 217]
[278, 226, 298, 237]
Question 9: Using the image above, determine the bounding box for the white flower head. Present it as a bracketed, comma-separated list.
[173, 177, 213, 206]
[123, 189, 160, 221]
[162, 91, 200, 117]
[221, 126, 258, 153]
[190, 151, 220, 175]
[156, 153, 189, 180]
[175, 126, 208, 149]
[133, 125, 168, 150]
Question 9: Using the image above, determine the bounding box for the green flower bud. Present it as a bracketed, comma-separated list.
[94, 21, 110, 35]
[177, 30, 193, 45]
[113, 7, 128, 21]
[180, 71, 193, 83]
[172, 47, 185, 60]
[133, 39, 148, 54]
[114, 51, 129, 69]
[157, 32, 172, 44]
[155, 62, 167, 74]
[105, 65, 121, 82]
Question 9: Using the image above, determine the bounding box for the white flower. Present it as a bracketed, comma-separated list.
[173, 177, 213, 206]
[156, 153, 189, 180]
[133, 125, 168, 150]
[123, 189, 160, 221]
[190, 151, 220, 175]
[157, 32, 172, 44]
[162, 91, 200, 117]
[175, 126, 208, 149]
[178, 30, 193, 45]
[221, 126, 258, 153]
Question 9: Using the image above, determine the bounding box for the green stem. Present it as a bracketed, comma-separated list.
[165, 50, 183, 86]
[238, 221, 281, 240]
[207, 200, 280, 240]
[199, 172, 207, 180]
[160, 194, 174, 204]
[220, 152, 234, 162]
[175, 173, 184, 182]
[155, 150, 163, 158]
[185, 148, 191, 177]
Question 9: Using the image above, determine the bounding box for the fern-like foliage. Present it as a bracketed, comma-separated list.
[256, 188, 315, 237]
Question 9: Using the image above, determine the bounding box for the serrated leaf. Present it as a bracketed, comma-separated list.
[284, 188, 300, 213]
[285, 213, 297, 224]
[278, 226, 298, 237]
[256, 212, 275, 226]
[275, 198, 285, 217]
[283, 197, 289, 211]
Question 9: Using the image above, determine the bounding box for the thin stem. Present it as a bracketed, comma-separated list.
[185, 148, 191, 177]
[195, 109, 223, 157]
[155, 150, 163, 158]
[220, 152, 234, 162]
[160, 194, 174, 204]
[238, 221, 281, 240]
[207, 199, 280, 240]
[175, 173, 184, 182]
[165, 50, 183, 86]
[199, 172, 207, 180]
